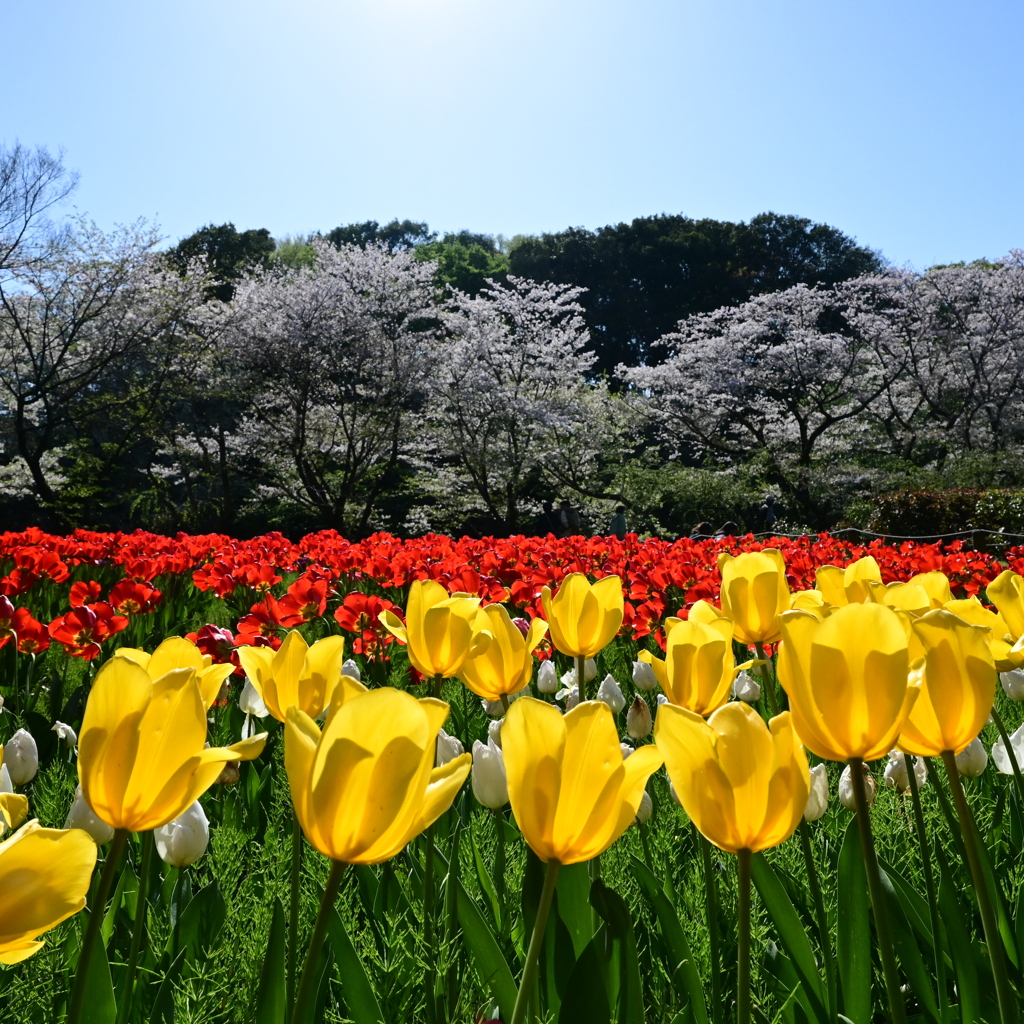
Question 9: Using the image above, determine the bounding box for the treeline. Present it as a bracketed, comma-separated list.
[3, 142, 1021, 540]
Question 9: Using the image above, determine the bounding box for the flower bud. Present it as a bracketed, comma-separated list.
[52, 721, 77, 749]
[64, 785, 115, 845]
[839, 763, 876, 810]
[4, 728, 38, 786]
[342, 658, 362, 682]
[656, 693, 668, 706]
[597, 674, 625, 713]
[155, 800, 210, 868]
[511, 617, 531, 637]
[632, 659, 658, 691]
[436, 728, 465, 766]
[635, 789, 653, 825]
[731, 670, 761, 703]
[993, 723, 1024, 775]
[488, 718, 503, 748]
[217, 761, 241, 785]
[626, 696, 653, 739]
[536, 660, 559, 693]
[620, 742, 635, 759]
[955, 737, 988, 777]
[583, 659, 597, 683]
[668, 779, 683, 807]
[239, 678, 269, 718]
[481, 688, 525, 718]
[555, 684, 580, 712]
[883, 750, 927, 793]
[471, 738, 508, 809]
[1000, 669, 1024, 701]
[804, 764, 829, 821]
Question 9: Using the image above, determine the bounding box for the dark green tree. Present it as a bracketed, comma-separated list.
[324, 219, 434, 252]
[414, 231, 509, 295]
[167, 223, 275, 301]
[508, 212, 883, 374]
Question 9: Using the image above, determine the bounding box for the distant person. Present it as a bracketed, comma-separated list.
[759, 495, 779, 530]
[559, 499, 581, 537]
[690, 522, 714, 538]
[538, 500, 561, 536]
[715, 521, 739, 539]
[609, 504, 627, 540]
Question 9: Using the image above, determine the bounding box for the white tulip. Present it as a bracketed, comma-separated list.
[635, 789, 653, 825]
[341, 658, 362, 682]
[993, 723, 1024, 775]
[668, 779, 683, 808]
[626, 696, 653, 739]
[631, 659, 658, 691]
[488, 718, 503, 749]
[883, 750, 928, 793]
[52, 721, 77, 749]
[480, 687, 526, 719]
[955, 737, 988, 777]
[620, 742, 635, 759]
[239, 678, 270, 739]
[582, 659, 597, 683]
[436, 729, 464, 767]
[1000, 670, 1024, 701]
[0, 763, 12, 837]
[597, 674, 626, 714]
[839, 763, 876, 810]
[536, 660, 559, 693]
[655, 693, 669, 706]
[4, 729, 37, 786]
[804, 764, 830, 821]
[64, 785, 115, 845]
[154, 801, 210, 868]
[555, 684, 580, 712]
[471, 738, 508, 809]
[731, 671, 761, 703]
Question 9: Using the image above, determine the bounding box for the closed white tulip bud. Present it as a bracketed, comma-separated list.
[804, 764, 830, 821]
[883, 750, 928, 793]
[436, 729, 465, 767]
[64, 785, 115, 845]
[239, 678, 269, 718]
[956, 737, 988, 777]
[52, 721, 77, 749]
[656, 693, 669, 706]
[341, 658, 362, 682]
[1000, 670, 1024, 701]
[731, 671, 761, 703]
[536, 660, 559, 693]
[0, 694, 4, 713]
[620, 742, 635, 759]
[488, 718, 503, 749]
[0, 763, 11, 795]
[583, 659, 598, 683]
[471, 738, 508, 809]
[155, 801, 210, 868]
[4, 729, 37, 786]
[626, 696, 653, 739]
[993, 723, 1024, 775]
[668, 779, 683, 808]
[839, 763, 876, 810]
[635, 789, 653, 825]
[597, 674, 626, 713]
[632, 659, 658, 691]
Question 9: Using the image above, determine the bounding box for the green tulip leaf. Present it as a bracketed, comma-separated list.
[455, 877, 518, 1023]
[254, 899, 287, 1024]
[836, 819, 871, 1024]
[326, 907, 384, 1024]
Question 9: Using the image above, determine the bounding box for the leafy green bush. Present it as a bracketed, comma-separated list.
[852, 487, 1024, 536]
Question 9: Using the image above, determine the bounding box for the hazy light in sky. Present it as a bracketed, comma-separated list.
[4, 0, 1023, 267]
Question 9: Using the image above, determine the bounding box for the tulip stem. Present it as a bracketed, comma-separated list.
[990, 705, 1024, 808]
[67, 829, 129, 1024]
[288, 806, 303, 1012]
[500, 693, 510, 713]
[576, 655, 587, 701]
[433, 672, 443, 701]
[424, 825, 437, 1024]
[940, 750, 1017, 1024]
[698, 830, 723, 1024]
[753, 644, 779, 716]
[848, 757, 907, 1024]
[797, 821, 837, 1022]
[905, 756, 948, 1021]
[116, 830, 154, 1024]
[510, 858, 560, 1024]
[737, 848, 752, 1024]
[290, 859, 347, 1024]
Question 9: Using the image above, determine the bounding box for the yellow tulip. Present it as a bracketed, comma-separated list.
[777, 603, 919, 762]
[655, 702, 809, 853]
[114, 636, 234, 711]
[540, 573, 624, 659]
[237, 630, 352, 722]
[460, 604, 548, 702]
[0, 745, 28, 833]
[79, 659, 267, 832]
[789, 589, 830, 620]
[815, 555, 883, 607]
[501, 697, 663, 864]
[718, 549, 789, 645]
[880, 582, 933, 616]
[945, 597, 1019, 670]
[638, 601, 741, 716]
[0, 821, 97, 964]
[909, 571, 954, 607]
[987, 570, 1024, 639]
[284, 687, 470, 864]
[379, 580, 488, 679]
[899, 609, 996, 756]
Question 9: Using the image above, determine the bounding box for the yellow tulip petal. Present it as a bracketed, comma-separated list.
[0, 940, 45, 965]
[0, 794, 28, 830]
[112, 647, 152, 671]
[404, 753, 472, 848]
[149, 636, 204, 678]
[378, 609, 408, 643]
[285, 709, 323, 848]
[198, 664, 234, 711]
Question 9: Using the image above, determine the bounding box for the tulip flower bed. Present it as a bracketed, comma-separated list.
[2, 527, 1024, 1024]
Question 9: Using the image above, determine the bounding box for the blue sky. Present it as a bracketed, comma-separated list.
[6, 0, 1023, 268]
